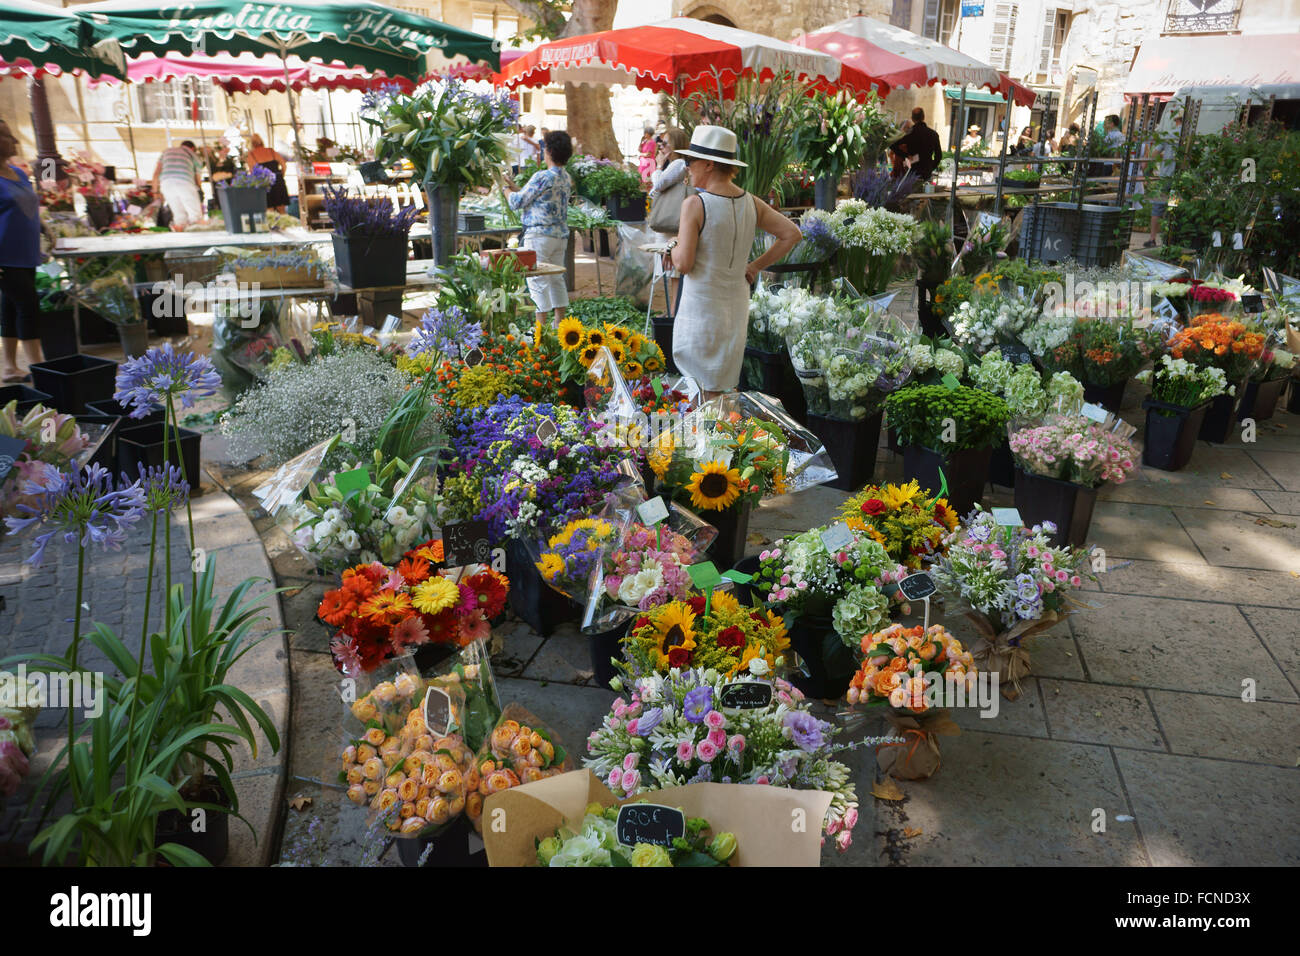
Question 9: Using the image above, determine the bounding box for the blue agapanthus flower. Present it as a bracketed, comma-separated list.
[136, 462, 189, 514]
[114, 343, 221, 419]
[408, 306, 482, 360]
[4, 462, 146, 566]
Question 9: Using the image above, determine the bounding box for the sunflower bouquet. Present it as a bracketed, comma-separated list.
[584, 668, 860, 849]
[648, 412, 790, 514]
[317, 547, 509, 676]
[535, 803, 737, 867]
[619, 592, 789, 680]
[551, 314, 667, 384]
[838, 480, 960, 568]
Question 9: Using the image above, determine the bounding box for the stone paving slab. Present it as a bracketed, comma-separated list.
[1071, 593, 1293, 699]
[1039, 679, 1167, 751]
[1245, 449, 1300, 492]
[1174, 505, 1300, 571]
[1145, 690, 1300, 768]
[1253, 490, 1300, 515]
[1096, 558, 1300, 610]
[1097, 482, 1272, 512]
[1133, 445, 1283, 490]
[1113, 749, 1300, 866]
[1089, 502, 1207, 564]
[878, 732, 1148, 866]
[1237, 605, 1300, 696]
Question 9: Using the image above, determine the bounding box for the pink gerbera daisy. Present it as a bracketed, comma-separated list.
[389, 615, 429, 649]
[330, 635, 363, 678]
[458, 610, 490, 645]
[457, 582, 479, 616]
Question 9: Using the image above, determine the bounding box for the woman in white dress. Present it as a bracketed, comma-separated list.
[665, 126, 799, 398]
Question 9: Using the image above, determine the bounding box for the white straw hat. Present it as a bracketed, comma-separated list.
[675, 124, 747, 167]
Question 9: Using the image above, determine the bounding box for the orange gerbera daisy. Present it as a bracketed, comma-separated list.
[317, 590, 354, 627]
[360, 591, 414, 625]
[464, 570, 509, 618]
[396, 555, 432, 585]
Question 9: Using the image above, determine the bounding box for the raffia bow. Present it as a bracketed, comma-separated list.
[876, 709, 960, 780]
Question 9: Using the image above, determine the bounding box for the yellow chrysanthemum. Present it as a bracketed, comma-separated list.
[685, 461, 743, 512]
[536, 553, 565, 581]
[411, 577, 460, 615]
[557, 317, 585, 351]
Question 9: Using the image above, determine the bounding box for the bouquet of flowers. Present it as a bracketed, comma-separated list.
[948, 291, 1040, 353]
[584, 668, 860, 849]
[905, 339, 967, 386]
[361, 78, 517, 189]
[219, 166, 276, 191]
[65, 152, 112, 200]
[0, 402, 92, 523]
[68, 254, 141, 326]
[748, 283, 819, 353]
[1008, 417, 1139, 488]
[1135, 354, 1232, 411]
[1034, 317, 1160, 387]
[535, 803, 737, 867]
[965, 351, 1085, 424]
[750, 526, 907, 648]
[288, 454, 438, 571]
[551, 315, 667, 384]
[828, 199, 917, 295]
[844, 623, 974, 779]
[318, 547, 509, 675]
[789, 208, 839, 265]
[839, 480, 960, 568]
[37, 178, 76, 211]
[933, 507, 1094, 698]
[1167, 313, 1267, 384]
[883, 384, 1010, 455]
[0, 669, 42, 798]
[440, 397, 628, 542]
[647, 412, 789, 514]
[619, 593, 789, 680]
[468, 707, 570, 831]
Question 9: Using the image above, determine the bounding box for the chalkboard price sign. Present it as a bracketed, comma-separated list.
[720, 681, 773, 709]
[422, 686, 453, 737]
[1241, 293, 1264, 314]
[442, 519, 491, 567]
[616, 803, 686, 848]
[898, 571, 937, 602]
[999, 342, 1034, 366]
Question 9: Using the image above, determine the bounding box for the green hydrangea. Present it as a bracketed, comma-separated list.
[832, 584, 892, 646]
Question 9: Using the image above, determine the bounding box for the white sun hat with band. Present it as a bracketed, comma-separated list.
[675, 124, 748, 167]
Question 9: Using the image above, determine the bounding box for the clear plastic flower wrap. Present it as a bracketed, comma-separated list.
[583, 344, 697, 459]
[529, 484, 720, 633]
[468, 703, 574, 833]
[1005, 396, 1140, 489]
[689, 391, 837, 494]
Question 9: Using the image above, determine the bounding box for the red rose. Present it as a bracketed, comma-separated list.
[667, 646, 691, 668]
[860, 498, 887, 516]
[634, 616, 651, 631]
[688, 595, 707, 615]
[716, 626, 745, 649]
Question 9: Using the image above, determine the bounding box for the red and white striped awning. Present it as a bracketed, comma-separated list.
[792, 16, 1037, 105]
[84, 52, 414, 94]
[502, 18, 848, 95]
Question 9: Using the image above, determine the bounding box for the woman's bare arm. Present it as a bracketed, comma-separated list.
[745, 196, 801, 284]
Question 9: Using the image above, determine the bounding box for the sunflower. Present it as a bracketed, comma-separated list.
[579, 345, 600, 367]
[685, 461, 744, 512]
[607, 341, 626, 365]
[711, 590, 741, 614]
[584, 328, 606, 349]
[623, 360, 643, 379]
[644, 356, 662, 372]
[605, 323, 630, 344]
[650, 603, 697, 670]
[536, 553, 565, 582]
[557, 317, 585, 351]
[628, 332, 647, 353]
[411, 577, 460, 615]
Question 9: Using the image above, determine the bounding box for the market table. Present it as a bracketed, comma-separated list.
[51, 228, 333, 259]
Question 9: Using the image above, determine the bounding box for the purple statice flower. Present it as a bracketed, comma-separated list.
[689, 762, 713, 783]
[779, 756, 798, 779]
[636, 707, 663, 736]
[409, 306, 482, 360]
[783, 711, 824, 753]
[114, 343, 221, 419]
[683, 686, 713, 723]
[136, 463, 189, 513]
[4, 462, 146, 566]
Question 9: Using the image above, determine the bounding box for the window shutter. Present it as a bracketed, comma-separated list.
[1037, 8, 1057, 77]
[989, 2, 1018, 72]
[922, 0, 941, 41]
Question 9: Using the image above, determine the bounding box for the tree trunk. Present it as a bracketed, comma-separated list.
[560, 0, 621, 160]
[28, 75, 63, 181]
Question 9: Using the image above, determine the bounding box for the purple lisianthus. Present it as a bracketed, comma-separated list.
[783, 711, 825, 752]
[114, 343, 221, 419]
[4, 462, 146, 566]
[636, 707, 663, 736]
[1014, 572, 1039, 602]
[683, 686, 713, 724]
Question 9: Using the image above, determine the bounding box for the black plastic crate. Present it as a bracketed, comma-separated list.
[1020, 202, 1133, 267]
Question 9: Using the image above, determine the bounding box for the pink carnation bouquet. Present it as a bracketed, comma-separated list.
[1008, 419, 1137, 488]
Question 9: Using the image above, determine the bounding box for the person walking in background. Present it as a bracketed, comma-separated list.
[637, 125, 657, 186]
[247, 134, 290, 213]
[890, 108, 942, 182]
[504, 130, 573, 325]
[665, 125, 800, 399]
[206, 142, 237, 212]
[890, 117, 913, 177]
[1058, 122, 1081, 153]
[151, 139, 204, 230]
[0, 121, 44, 382]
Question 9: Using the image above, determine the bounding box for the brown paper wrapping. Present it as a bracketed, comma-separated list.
[1285, 318, 1300, 356]
[481, 769, 833, 867]
[876, 709, 960, 780]
[966, 610, 1065, 700]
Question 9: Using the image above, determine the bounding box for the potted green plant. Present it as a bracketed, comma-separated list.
[362, 79, 517, 265]
[35, 268, 78, 359]
[322, 187, 420, 291]
[572, 157, 644, 221]
[884, 383, 1009, 518]
[215, 166, 275, 234]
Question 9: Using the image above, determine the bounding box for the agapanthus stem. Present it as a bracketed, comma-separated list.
[166, 395, 198, 597]
[126, 510, 159, 772]
[68, 542, 85, 755]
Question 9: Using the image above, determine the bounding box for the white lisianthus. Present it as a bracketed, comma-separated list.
[338, 529, 361, 551]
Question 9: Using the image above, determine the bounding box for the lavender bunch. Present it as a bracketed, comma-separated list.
[851, 167, 917, 210]
[323, 187, 420, 239]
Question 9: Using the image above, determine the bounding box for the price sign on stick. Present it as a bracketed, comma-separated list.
[898, 571, 937, 630]
[464, 347, 484, 367]
[819, 523, 854, 553]
[422, 686, 453, 737]
[442, 519, 491, 568]
[536, 418, 557, 442]
[636, 496, 669, 526]
[992, 507, 1023, 528]
[616, 804, 686, 847]
[721, 569, 753, 585]
[720, 681, 773, 709]
[1080, 403, 1109, 424]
